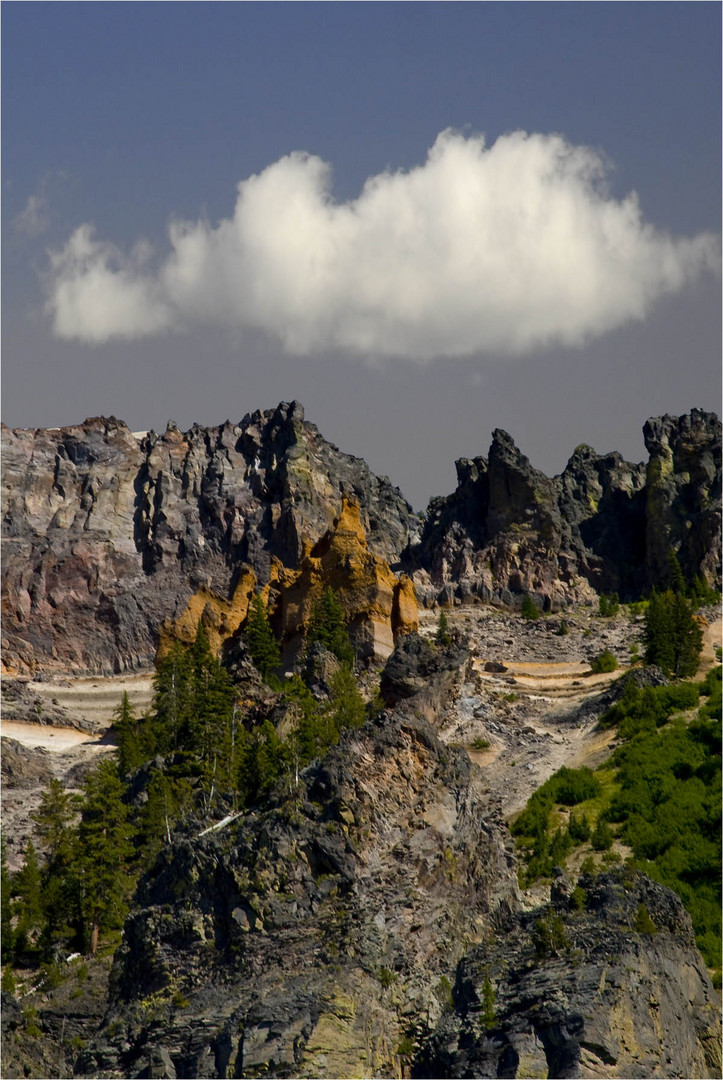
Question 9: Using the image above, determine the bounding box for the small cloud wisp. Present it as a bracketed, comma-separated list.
[44, 129, 719, 359]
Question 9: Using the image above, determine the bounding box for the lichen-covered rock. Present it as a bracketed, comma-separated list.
[157, 498, 418, 666]
[276, 498, 418, 663]
[419, 868, 721, 1079]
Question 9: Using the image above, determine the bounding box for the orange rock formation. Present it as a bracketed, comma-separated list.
[157, 498, 417, 666]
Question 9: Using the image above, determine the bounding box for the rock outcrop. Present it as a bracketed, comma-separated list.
[3, 406, 718, 671]
[643, 410, 722, 590]
[410, 409, 720, 609]
[2, 403, 415, 674]
[157, 499, 418, 665]
[76, 711, 519, 1079]
[276, 498, 418, 663]
[420, 868, 721, 1079]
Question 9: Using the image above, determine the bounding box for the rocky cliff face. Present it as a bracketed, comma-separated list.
[3, 406, 719, 672]
[410, 409, 720, 609]
[643, 410, 722, 590]
[76, 711, 518, 1080]
[1, 403, 415, 674]
[71, 719, 721, 1080]
[157, 498, 419, 665]
[421, 868, 721, 1079]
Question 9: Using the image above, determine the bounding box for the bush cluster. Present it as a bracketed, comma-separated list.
[512, 663, 721, 974]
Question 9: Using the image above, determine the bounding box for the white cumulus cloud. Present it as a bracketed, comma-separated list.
[44, 129, 720, 359]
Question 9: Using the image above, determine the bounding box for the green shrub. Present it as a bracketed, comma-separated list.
[570, 885, 588, 911]
[397, 1035, 415, 1059]
[591, 818, 613, 852]
[521, 595, 540, 620]
[633, 903, 657, 935]
[598, 593, 620, 617]
[590, 650, 618, 674]
[481, 976, 496, 1030]
[568, 811, 591, 842]
[532, 913, 569, 958]
[436, 974, 454, 1010]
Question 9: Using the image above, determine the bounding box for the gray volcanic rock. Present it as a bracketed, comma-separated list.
[410, 411, 719, 609]
[419, 868, 722, 1079]
[643, 409, 722, 590]
[380, 632, 470, 727]
[76, 712, 519, 1079]
[2, 403, 415, 674]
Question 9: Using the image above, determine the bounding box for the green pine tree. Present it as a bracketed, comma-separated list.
[521, 595, 540, 620]
[481, 976, 496, 1031]
[644, 588, 702, 678]
[327, 665, 366, 736]
[245, 595, 282, 681]
[76, 759, 136, 955]
[307, 588, 355, 665]
[667, 550, 687, 595]
[152, 641, 194, 752]
[1, 839, 15, 964]
[671, 592, 703, 678]
[32, 778, 81, 945]
[13, 841, 43, 955]
[643, 589, 676, 673]
[113, 691, 145, 776]
[136, 768, 193, 865]
[187, 622, 237, 806]
[436, 609, 452, 646]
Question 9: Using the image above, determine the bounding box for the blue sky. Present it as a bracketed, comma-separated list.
[3, 2, 721, 509]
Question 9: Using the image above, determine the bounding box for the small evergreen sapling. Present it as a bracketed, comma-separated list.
[436, 609, 451, 646]
[521, 595, 540, 620]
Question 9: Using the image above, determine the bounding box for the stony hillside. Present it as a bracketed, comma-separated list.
[1, 405, 720, 1079]
[2, 406, 720, 675]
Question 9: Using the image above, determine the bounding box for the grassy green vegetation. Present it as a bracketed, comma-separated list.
[511, 667, 722, 975]
[3, 600, 369, 976]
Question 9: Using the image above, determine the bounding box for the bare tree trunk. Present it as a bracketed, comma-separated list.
[90, 920, 99, 956]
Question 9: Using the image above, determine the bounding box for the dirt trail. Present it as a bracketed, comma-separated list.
[699, 617, 722, 677]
